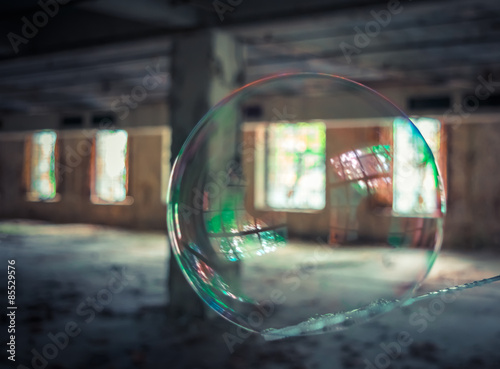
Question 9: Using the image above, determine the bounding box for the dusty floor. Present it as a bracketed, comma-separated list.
[0, 220, 500, 369]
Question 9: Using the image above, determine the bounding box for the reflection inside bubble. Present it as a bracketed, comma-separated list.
[168, 73, 445, 337]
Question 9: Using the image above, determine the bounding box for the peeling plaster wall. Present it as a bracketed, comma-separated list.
[1, 92, 500, 249]
[0, 124, 170, 230]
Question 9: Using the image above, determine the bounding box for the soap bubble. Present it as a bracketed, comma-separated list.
[167, 73, 446, 338]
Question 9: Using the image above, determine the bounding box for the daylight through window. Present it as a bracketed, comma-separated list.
[93, 130, 129, 203]
[29, 130, 57, 201]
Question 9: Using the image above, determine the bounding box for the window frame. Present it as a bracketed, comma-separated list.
[254, 121, 327, 212]
[90, 129, 133, 205]
[25, 130, 61, 203]
[392, 116, 446, 217]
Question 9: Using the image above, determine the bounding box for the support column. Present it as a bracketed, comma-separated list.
[167, 30, 244, 321]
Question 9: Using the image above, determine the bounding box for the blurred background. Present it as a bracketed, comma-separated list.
[0, 0, 500, 368]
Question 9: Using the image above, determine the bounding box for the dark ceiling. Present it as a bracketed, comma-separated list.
[0, 0, 499, 113]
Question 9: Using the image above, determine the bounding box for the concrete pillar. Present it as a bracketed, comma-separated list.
[167, 30, 244, 321]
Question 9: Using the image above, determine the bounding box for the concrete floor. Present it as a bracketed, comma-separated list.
[1, 220, 500, 369]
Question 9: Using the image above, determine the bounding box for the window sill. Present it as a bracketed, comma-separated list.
[90, 195, 134, 206]
[26, 193, 61, 203]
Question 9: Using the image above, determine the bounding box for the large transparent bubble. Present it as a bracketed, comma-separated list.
[167, 73, 446, 339]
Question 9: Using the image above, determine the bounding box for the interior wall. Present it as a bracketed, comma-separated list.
[444, 119, 500, 250]
[1, 94, 500, 248]
[243, 93, 500, 250]
[0, 102, 169, 131]
[0, 126, 170, 230]
[243, 121, 388, 241]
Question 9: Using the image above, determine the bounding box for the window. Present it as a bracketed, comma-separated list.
[393, 117, 443, 216]
[61, 116, 83, 128]
[257, 122, 326, 210]
[27, 130, 58, 201]
[92, 130, 130, 204]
